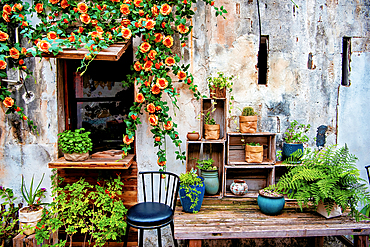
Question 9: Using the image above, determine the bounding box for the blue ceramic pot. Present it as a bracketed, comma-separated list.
[282, 143, 303, 161]
[179, 177, 205, 213]
[257, 193, 285, 215]
[200, 169, 219, 195]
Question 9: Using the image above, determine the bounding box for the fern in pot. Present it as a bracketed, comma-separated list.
[58, 128, 93, 161]
[276, 144, 370, 220]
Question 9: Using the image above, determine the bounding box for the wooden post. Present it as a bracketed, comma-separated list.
[354, 235, 369, 247]
[188, 240, 202, 247]
[314, 236, 324, 247]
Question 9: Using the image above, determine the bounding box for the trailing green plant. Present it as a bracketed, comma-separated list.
[247, 142, 261, 146]
[276, 144, 370, 221]
[179, 168, 204, 213]
[58, 128, 93, 154]
[242, 106, 257, 116]
[0, 186, 20, 244]
[284, 120, 311, 144]
[21, 173, 46, 211]
[204, 111, 216, 125]
[196, 158, 217, 171]
[207, 72, 234, 92]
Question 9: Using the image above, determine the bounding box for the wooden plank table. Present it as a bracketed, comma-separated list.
[174, 199, 370, 247]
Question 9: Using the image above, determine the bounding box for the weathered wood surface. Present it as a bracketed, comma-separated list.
[48, 153, 134, 169]
[174, 199, 370, 241]
[13, 234, 51, 247]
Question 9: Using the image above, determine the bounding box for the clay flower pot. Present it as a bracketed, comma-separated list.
[239, 115, 257, 133]
[187, 132, 200, 141]
[245, 145, 264, 163]
[204, 124, 220, 140]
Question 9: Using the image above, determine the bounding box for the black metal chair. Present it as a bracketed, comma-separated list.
[123, 171, 180, 247]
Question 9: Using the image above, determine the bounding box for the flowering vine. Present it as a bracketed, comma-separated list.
[0, 0, 227, 169]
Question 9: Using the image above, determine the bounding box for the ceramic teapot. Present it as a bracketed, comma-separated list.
[230, 180, 248, 195]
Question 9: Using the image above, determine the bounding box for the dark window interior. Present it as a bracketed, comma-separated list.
[342, 37, 351, 86]
[258, 36, 268, 85]
[64, 44, 134, 153]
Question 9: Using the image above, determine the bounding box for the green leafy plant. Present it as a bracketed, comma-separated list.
[276, 144, 370, 221]
[179, 168, 204, 213]
[284, 120, 311, 144]
[204, 111, 216, 125]
[247, 142, 261, 146]
[0, 186, 20, 244]
[58, 128, 93, 154]
[196, 158, 217, 171]
[242, 106, 257, 116]
[21, 174, 46, 211]
[207, 72, 234, 92]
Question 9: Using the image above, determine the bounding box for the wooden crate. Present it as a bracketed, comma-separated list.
[201, 98, 227, 140]
[227, 132, 276, 165]
[186, 140, 225, 198]
[223, 166, 274, 198]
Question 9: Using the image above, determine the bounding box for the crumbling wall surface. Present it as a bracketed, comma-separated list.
[0, 57, 58, 203]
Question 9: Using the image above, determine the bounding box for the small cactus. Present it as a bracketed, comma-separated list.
[242, 107, 257, 116]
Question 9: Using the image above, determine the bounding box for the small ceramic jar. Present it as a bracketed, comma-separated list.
[230, 180, 248, 195]
[187, 132, 200, 141]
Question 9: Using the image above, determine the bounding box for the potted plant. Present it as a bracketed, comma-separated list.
[207, 72, 234, 98]
[196, 158, 219, 195]
[58, 128, 93, 162]
[239, 106, 258, 133]
[203, 111, 220, 140]
[19, 174, 46, 235]
[257, 185, 285, 215]
[276, 145, 370, 220]
[282, 120, 310, 162]
[179, 169, 205, 213]
[245, 142, 263, 163]
[0, 186, 20, 246]
[187, 131, 200, 141]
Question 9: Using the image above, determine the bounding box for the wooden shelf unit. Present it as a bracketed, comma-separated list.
[200, 98, 227, 140]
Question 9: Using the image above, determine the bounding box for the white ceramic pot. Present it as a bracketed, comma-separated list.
[19, 206, 43, 235]
[316, 201, 342, 218]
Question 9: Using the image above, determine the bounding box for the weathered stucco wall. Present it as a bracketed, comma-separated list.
[0, 0, 369, 246]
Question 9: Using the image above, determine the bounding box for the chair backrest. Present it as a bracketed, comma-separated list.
[139, 171, 180, 211]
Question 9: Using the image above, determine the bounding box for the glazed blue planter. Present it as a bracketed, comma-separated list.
[282, 143, 303, 162]
[200, 169, 219, 195]
[179, 177, 205, 213]
[257, 194, 285, 215]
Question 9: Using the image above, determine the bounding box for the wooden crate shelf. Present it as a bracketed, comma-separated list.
[201, 98, 227, 140]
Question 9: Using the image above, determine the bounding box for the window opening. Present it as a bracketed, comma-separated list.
[64, 44, 134, 153]
[258, 36, 269, 85]
[342, 37, 351, 86]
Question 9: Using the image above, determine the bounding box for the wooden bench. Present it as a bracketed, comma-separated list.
[174, 199, 370, 247]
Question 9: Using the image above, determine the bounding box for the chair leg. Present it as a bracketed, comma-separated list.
[170, 221, 178, 247]
[139, 229, 144, 247]
[157, 228, 162, 247]
[123, 225, 130, 247]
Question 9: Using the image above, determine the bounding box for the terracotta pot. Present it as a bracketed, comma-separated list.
[64, 152, 89, 161]
[245, 145, 263, 163]
[204, 124, 220, 140]
[19, 206, 43, 235]
[239, 115, 257, 133]
[209, 87, 226, 98]
[187, 132, 200, 141]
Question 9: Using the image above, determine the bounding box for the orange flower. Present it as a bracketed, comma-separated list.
[139, 10, 144, 16]
[80, 14, 91, 24]
[155, 136, 160, 142]
[21, 47, 27, 54]
[163, 36, 173, 48]
[22, 116, 27, 121]
[20, 21, 28, 29]
[183, 0, 188, 4]
[163, 120, 173, 130]
[148, 50, 157, 60]
[19, 59, 24, 65]
[134, 61, 142, 71]
[0, 31, 9, 42]
[78, 26, 84, 33]
[3, 13, 10, 23]
[12, 3, 23, 12]
[0, 60, 6, 70]
[9, 47, 20, 59]
[149, 114, 158, 126]
[92, 20, 98, 27]
[160, 3, 172, 16]
[142, 80, 149, 87]
[120, 4, 130, 15]
[187, 77, 192, 84]
[49, 0, 60, 4]
[145, 19, 156, 30]
[123, 135, 134, 145]
[96, 26, 103, 33]
[211, 1, 215, 6]
[155, 63, 161, 69]
[155, 105, 162, 111]
[61, 0, 69, 9]
[156, 78, 168, 89]
[68, 35, 76, 42]
[3, 97, 14, 108]
[177, 24, 189, 34]
[181, 43, 186, 47]
[165, 57, 175, 66]
[161, 22, 166, 29]
[144, 61, 153, 71]
[151, 5, 159, 16]
[154, 33, 163, 43]
[147, 103, 156, 113]
[3, 5, 11, 14]
[15, 106, 21, 112]
[77, 2, 88, 13]
[134, 0, 143, 8]
[111, 0, 120, 2]
[140, 42, 151, 53]
[123, 0, 131, 3]
[47, 31, 58, 40]
[37, 40, 51, 53]
[157, 159, 166, 166]
[121, 18, 131, 27]
[135, 93, 145, 103]
[121, 28, 132, 39]
[34, 3, 43, 13]
[151, 84, 161, 94]
[177, 71, 187, 80]
[131, 114, 137, 120]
